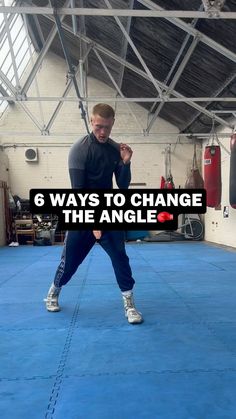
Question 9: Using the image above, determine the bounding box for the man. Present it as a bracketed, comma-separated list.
[45, 103, 143, 324]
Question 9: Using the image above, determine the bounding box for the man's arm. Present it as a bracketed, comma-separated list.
[68, 139, 87, 188]
[69, 168, 86, 189]
[68, 138, 100, 239]
[115, 162, 131, 189]
[114, 143, 132, 189]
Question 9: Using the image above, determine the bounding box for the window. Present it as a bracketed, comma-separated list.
[0, 1, 34, 116]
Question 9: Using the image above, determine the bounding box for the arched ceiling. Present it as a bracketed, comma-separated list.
[1, 0, 236, 137]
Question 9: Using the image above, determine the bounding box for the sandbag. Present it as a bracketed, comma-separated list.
[164, 175, 175, 189]
[185, 168, 204, 189]
[185, 144, 204, 189]
[160, 176, 166, 189]
[204, 145, 221, 207]
[160, 175, 175, 189]
[230, 133, 236, 209]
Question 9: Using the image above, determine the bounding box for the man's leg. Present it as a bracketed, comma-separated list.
[45, 230, 96, 312]
[99, 231, 143, 324]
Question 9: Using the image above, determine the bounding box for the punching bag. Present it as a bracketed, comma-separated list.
[160, 176, 166, 189]
[185, 144, 204, 189]
[204, 145, 221, 207]
[230, 134, 236, 209]
[164, 175, 175, 189]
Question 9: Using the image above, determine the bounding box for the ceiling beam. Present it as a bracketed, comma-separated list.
[44, 45, 92, 133]
[2, 7, 20, 88]
[32, 14, 45, 45]
[70, 0, 77, 35]
[2, 96, 236, 103]
[21, 24, 60, 95]
[146, 35, 200, 133]
[44, 16, 235, 131]
[212, 110, 236, 114]
[116, 0, 134, 93]
[24, 15, 42, 52]
[21, 0, 72, 95]
[50, 2, 89, 133]
[38, 17, 235, 129]
[104, 0, 162, 96]
[0, 7, 15, 45]
[0, 85, 14, 104]
[77, 0, 89, 117]
[41, 14, 235, 130]
[149, 3, 203, 115]
[138, 0, 236, 63]
[0, 69, 17, 95]
[80, 44, 233, 130]
[44, 66, 80, 133]
[22, 13, 46, 128]
[0, 131, 233, 139]
[93, 48, 144, 132]
[18, 102, 44, 131]
[181, 71, 236, 132]
[1, 8, 234, 133]
[1, 6, 236, 19]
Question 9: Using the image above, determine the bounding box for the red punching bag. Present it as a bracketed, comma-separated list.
[230, 133, 236, 209]
[204, 145, 221, 207]
[160, 176, 166, 189]
[164, 174, 175, 189]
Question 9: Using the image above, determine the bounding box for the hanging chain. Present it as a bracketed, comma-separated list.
[208, 117, 230, 155]
[192, 143, 198, 169]
[165, 145, 172, 178]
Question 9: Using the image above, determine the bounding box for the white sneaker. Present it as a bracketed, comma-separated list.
[122, 293, 143, 324]
[44, 283, 61, 312]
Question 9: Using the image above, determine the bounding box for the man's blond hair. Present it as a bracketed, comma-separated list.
[92, 103, 115, 119]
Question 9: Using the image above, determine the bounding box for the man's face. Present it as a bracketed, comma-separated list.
[91, 114, 114, 143]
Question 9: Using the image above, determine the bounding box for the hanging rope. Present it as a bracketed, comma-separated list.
[165, 145, 172, 178]
[192, 143, 198, 169]
[208, 118, 218, 146]
[51, 3, 89, 134]
[208, 118, 230, 155]
[164, 145, 175, 188]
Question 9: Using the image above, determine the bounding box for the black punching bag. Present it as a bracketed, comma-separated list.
[230, 133, 236, 209]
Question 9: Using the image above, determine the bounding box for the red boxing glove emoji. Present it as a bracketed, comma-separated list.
[157, 212, 173, 223]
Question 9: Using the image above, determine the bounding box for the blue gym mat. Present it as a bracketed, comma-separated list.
[1, 241, 236, 419]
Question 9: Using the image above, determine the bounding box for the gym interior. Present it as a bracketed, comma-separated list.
[1, 1, 236, 418]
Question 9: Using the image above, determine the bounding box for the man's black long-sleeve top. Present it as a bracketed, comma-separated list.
[69, 133, 131, 189]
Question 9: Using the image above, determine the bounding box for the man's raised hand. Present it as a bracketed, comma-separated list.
[120, 143, 133, 164]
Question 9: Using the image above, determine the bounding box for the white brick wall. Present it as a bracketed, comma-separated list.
[0, 149, 9, 183]
[4, 145, 71, 196]
[3, 140, 199, 197]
